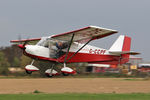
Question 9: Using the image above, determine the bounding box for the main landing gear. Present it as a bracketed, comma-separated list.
[45, 64, 59, 77]
[44, 63, 76, 78]
[61, 63, 76, 76]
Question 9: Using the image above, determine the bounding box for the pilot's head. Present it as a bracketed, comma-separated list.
[58, 41, 63, 47]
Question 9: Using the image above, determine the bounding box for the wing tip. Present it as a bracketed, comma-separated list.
[10, 38, 41, 43]
[89, 25, 118, 33]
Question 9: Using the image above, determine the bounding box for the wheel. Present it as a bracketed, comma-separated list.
[45, 73, 53, 78]
[26, 70, 32, 74]
[62, 72, 69, 76]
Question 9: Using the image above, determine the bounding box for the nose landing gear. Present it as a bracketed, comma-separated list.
[25, 60, 39, 74]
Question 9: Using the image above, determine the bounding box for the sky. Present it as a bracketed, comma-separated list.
[0, 0, 149, 60]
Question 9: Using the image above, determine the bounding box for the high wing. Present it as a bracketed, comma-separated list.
[51, 26, 118, 43]
[10, 26, 117, 44]
[10, 38, 41, 45]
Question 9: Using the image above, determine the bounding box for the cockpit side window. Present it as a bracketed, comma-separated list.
[37, 37, 70, 58]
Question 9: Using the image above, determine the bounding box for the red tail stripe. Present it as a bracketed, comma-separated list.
[122, 36, 131, 51]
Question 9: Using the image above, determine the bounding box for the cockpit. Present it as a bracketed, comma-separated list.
[37, 37, 69, 58]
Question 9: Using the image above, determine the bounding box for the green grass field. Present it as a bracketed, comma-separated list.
[0, 93, 150, 100]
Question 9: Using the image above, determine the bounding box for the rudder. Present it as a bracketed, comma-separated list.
[109, 35, 131, 52]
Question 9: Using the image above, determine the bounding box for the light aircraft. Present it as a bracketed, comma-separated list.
[10, 26, 139, 77]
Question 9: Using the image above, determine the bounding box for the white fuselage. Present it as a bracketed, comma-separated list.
[25, 42, 109, 58]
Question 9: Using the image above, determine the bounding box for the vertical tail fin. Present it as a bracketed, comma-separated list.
[109, 35, 131, 52]
[109, 35, 131, 64]
[108, 35, 139, 64]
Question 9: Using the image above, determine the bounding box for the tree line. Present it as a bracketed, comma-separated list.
[0, 44, 86, 76]
[0, 45, 39, 75]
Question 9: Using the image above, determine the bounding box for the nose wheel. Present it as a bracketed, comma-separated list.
[25, 60, 39, 75]
[26, 70, 32, 74]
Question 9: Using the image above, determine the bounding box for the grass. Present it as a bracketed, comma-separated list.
[123, 78, 141, 81]
[33, 90, 43, 94]
[0, 93, 150, 100]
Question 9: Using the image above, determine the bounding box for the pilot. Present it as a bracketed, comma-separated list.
[55, 41, 69, 58]
[56, 41, 63, 49]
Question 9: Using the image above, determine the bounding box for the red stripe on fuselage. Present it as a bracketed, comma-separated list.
[58, 53, 118, 63]
[23, 51, 129, 65]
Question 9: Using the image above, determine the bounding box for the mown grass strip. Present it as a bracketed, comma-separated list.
[0, 93, 150, 100]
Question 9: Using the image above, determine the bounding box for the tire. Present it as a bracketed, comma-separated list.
[62, 72, 69, 76]
[26, 70, 32, 74]
[45, 73, 53, 78]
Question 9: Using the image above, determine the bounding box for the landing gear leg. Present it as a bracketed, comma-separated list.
[62, 63, 69, 76]
[31, 60, 35, 65]
[49, 64, 55, 77]
[45, 64, 55, 77]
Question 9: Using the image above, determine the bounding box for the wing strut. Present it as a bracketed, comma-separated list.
[66, 38, 93, 62]
[64, 33, 75, 64]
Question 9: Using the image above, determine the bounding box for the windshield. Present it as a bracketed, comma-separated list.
[37, 37, 49, 47]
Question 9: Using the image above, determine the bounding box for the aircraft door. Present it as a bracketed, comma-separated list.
[48, 39, 57, 58]
[48, 39, 69, 58]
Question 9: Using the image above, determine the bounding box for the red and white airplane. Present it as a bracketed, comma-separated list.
[10, 26, 139, 77]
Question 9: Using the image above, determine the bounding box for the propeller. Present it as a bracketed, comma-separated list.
[18, 41, 28, 50]
[23, 40, 28, 47]
[17, 35, 29, 50]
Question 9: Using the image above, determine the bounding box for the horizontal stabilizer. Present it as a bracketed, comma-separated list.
[109, 51, 140, 55]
